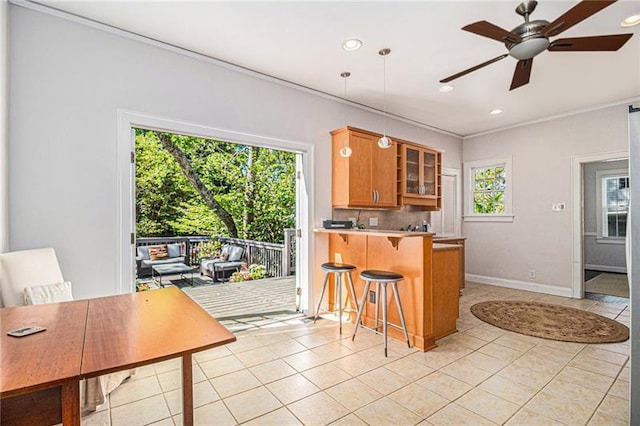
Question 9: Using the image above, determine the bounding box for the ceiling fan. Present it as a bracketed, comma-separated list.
[440, 0, 633, 90]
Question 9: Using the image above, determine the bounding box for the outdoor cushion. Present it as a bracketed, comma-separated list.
[137, 246, 150, 260]
[167, 243, 182, 258]
[148, 245, 169, 260]
[141, 256, 186, 268]
[227, 246, 244, 262]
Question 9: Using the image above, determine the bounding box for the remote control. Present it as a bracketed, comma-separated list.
[7, 326, 46, 337]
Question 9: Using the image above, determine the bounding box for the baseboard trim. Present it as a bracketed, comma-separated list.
[465, 274, 574, 298]
[584, 264, 627, 274]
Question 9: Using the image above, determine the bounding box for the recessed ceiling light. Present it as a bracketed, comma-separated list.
[439, 84, 455, 93]
[342, 39, 363, 51]
[621, 14, 640, 27]
[489, 109, 503, 115]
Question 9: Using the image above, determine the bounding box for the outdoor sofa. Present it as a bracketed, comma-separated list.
[200, 245, 245, 282]
[136, 243, 186, 277]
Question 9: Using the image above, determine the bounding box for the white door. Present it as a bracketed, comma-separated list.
[431, 168, 461, 237]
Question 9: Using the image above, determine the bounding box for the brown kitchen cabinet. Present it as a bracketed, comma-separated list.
[400, 143, 442, 210]
[331, 127, 398, 209]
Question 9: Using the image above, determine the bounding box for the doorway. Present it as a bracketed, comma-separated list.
[117, 111, 313, 315]
[582, 159, 629, 301]
[431, 167, 462, 237]
[571, 151, 629, 299]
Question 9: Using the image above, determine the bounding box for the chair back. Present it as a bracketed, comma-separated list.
[0, 248, 65, 307]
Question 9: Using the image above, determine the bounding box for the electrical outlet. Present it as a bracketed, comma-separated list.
[529, 269, 536, 279]
[369, 217, 378, 227]
[369, 291, 376, 303]
[552, 202, 566, 212]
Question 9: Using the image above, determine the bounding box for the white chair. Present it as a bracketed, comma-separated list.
[0, 247, 134, 412]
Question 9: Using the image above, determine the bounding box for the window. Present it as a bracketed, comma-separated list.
[601, 173, 629, 239]
[464, 157, 513, 222]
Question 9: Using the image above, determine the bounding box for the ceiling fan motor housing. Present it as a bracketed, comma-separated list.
[506, 20, 550, 60]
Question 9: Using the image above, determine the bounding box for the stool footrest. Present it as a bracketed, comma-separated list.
[357, 321, 405, 333]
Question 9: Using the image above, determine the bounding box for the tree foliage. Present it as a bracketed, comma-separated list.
[135, 129, 296, 243]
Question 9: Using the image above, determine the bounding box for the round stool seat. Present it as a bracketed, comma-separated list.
[360, 269, 403, 282]
[321, 262, 356, 272]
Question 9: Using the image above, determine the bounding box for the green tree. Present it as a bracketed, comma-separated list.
[135, 129, 296, 243]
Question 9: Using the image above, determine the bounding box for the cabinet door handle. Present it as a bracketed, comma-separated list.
[372, 190, 376, 204]
[375, 190, 379, 204]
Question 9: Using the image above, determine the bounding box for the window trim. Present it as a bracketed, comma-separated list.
[596, 168, 628, 243]
[463, 157, 513, 222]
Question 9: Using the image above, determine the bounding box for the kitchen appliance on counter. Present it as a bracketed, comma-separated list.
[323, 220, 353, 229]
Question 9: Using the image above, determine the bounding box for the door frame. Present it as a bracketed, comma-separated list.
[570, 150, 628, 298]
[437, 167, 462, 237]
[116, 110, 314, 312]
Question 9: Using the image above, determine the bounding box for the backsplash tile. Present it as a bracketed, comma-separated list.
[333, 206, 432, 232]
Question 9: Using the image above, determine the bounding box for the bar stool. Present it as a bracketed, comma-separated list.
[352, 270, 410, 357]
[313, 262, 359, 334]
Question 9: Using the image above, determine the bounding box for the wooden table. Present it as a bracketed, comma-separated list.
[1, 287, 236, 425]
[1, 300, 88, 425]
[82, 287, 236, 425]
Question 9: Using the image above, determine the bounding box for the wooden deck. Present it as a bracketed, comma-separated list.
[140, 273, 300, 332]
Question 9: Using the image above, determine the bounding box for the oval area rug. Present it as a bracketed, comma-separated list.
[471, 300, 629, 343]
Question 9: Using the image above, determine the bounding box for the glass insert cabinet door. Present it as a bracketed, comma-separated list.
[423, 151, 436, 196]
[405, 147, 420, 195]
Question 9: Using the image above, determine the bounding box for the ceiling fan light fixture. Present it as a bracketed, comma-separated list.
[621, 14, 640, 27]
[439, 84, 455, 93]
[342, 39, 363, 51]
[490, 108, 503, 115]
[508, 37, 550, 60]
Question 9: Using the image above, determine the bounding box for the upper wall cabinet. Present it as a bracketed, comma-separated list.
[400, 143, 442, 210]
[331, 127, 398, 209]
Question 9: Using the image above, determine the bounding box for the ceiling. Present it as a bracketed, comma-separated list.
[37, 0, 640, 136]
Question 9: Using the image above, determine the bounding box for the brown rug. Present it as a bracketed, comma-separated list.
[471, 300, 629, 343]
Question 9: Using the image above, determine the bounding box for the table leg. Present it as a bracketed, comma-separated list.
[182, 354, 194, 426]
[61, 381, 80, 426]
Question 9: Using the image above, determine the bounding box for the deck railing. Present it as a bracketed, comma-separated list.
[219, 229, 296, 278]
[136, 229, 296, 278]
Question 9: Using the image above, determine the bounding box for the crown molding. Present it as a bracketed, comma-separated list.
[10, 0, 462, 139]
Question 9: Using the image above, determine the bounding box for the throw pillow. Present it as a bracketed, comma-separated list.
[24, 281, 74, 305]
[149, 245, 169, 260]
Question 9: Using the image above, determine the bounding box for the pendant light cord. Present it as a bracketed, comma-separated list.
[383, 53, 387, 136]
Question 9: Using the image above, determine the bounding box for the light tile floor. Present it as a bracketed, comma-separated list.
[82, 282, 630, 425]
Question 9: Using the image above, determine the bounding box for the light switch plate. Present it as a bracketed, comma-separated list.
[369, 217, 378, 227]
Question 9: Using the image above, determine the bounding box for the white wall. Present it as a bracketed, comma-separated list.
[583, 159, 628, 272]
[8, 5, 462, 300]
[463, 105, 629, 295]
[1, 0, 8, 254]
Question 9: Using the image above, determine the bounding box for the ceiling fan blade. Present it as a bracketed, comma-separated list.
[542, 0, 617, 37]
[440, 54, 509, 83]
[548, 34, 633, 51]
[463, 21, 522, 44]
[510, 58, 533, 91]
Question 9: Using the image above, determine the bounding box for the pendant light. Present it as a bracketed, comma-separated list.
[377, 48, 392, 149]
[339, 71, 352, 158]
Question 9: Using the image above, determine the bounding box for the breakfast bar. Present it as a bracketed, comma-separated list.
[314, 228, 461, 351]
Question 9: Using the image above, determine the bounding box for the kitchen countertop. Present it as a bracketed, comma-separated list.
[314, 228, 434, 238]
